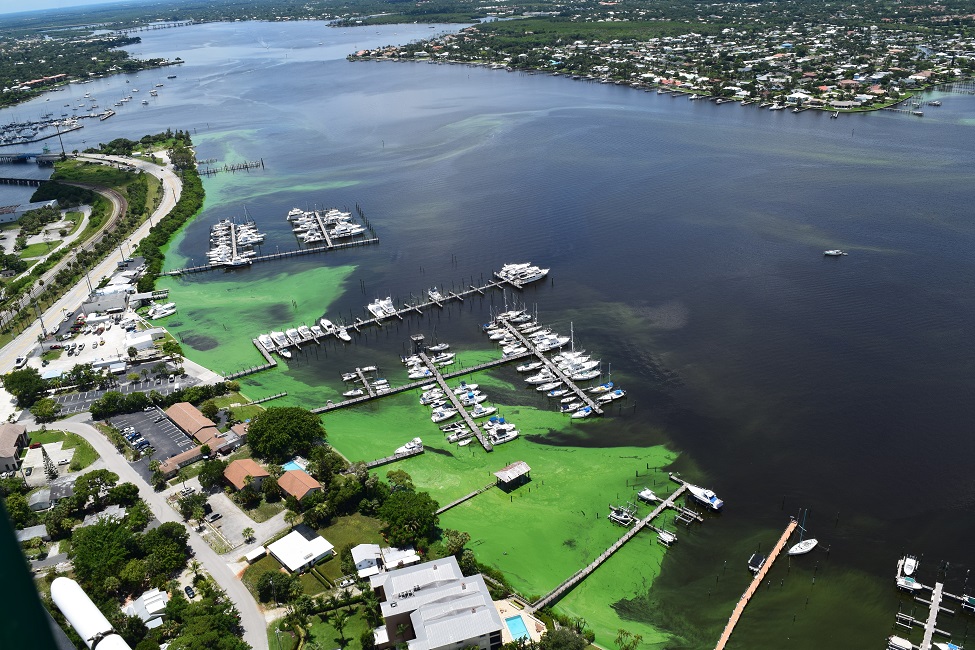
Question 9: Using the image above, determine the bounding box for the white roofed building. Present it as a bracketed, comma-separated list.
[124, 587, 169, 629]
[369, 556, 503, 650]
[267, 528, 334, 573]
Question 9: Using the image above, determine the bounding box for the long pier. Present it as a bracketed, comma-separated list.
[361, 446, 424, 470]
[161, 236, 380, 276]
[0, 177, 48, 187]
[920, 582, 945, 650]
[528, 484, 689, 614]
[496, 318, 603, 415]
[713, 518, 799, 650]
[420, 351, 494, 452]
[223, 339, 277, 380]
[436, 482, 496, 515]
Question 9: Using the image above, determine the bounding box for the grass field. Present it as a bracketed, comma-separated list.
[28, 429, 98, 471]
[18, 240, 61, 259]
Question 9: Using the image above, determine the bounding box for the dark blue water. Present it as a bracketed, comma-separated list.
[5, 21, 975, 648]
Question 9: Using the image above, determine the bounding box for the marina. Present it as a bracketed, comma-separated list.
[888, 555, 975, 650]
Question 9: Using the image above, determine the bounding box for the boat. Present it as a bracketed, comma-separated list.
[270, 331, 289, 348]
[637, 488, 658, 503]
[547, 388, 569, 398]
[310, 325, 324, 338]
[427, 342, 450, 353]
[167, 75, 177, 79]
[657, 529, 677, 546]
[408, 368, 433, 380]
[896, 576, 923, 592]
[430, 352, 455, 364]
[297, 325, 313, 339]
[687, 483, 724, 510]
[285, 328, 302, 345]
[588, 382, 614, 394]
[748, 552, 767, 574]
[902, 555, 918, 576]
[570, 406, 593, 419]
[560, 401, 584, 413]
[441, 422, 466, 433]
[929, 100, 942, 107]
[933, 643, 963, 650]
[319, 318, 335, 334]
[367, 298, 388, 319]
[395, 437, 423, 455]
[257, 334, 274, 351]
[831, 111, 839, 118]
[537, 381, 563, 392]
[787, 539, 818, 556]
[887, 637, 913, 650]
[458, 439, 472, 447]
[276, 348, 292, 359]
[428, 288, 444, 302]
[489, 428, 519, 445]
[570, 369, 601, 381]
[597, 388, 627, 403]
[823, 249, 847, 256]
[452, 382, 479, 395]
[343, 388, 364, 397]
[420, 392, 444, 405]
[459, 393, 487, 406]
[431, 408, 458, 423]
[469, 404, 497, 419]
[336, 327, 352, 342]
[516, 361, 544, 373]
[525, 371, 557, 385]
[608, 505, 635, 526]
[361, 365, 377, 373]
[341, 372, 358, 382]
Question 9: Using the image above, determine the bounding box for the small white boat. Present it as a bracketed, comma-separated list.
[341, 372, 358, 382]
[319, 318, 335, 334]
[458, 439, 472, 447]
[525, 371, 556, 385]
[686, 483, 724, 510]
[570, 369, 601, 381]
[608, 505, 635, 526]
[337, 327, 352, 342]
[276, 348, 292, 359]
[516, 361, 544, 373]
[903, 555, 918, 576]
[431, 408, 458, 423]
[560, 401, 584, 413]
[589, 382, 614, 394]
[395, 437, 423, 455]
[933, 642, 963, 650]
[257, 334, 274, 351]
[637, 488, 658, 503]
[428, 288, 444, 302]
[453, 382, 479, 395]
[489, 429, 519, 445]
[469, 404, 497, 419]
[427, 342, 450, 353]
[310, 325, 324, 338]
[787, 539, 818, 556]
[888, 636, 913, 650]
[409, 368, 433, 380]
[343, 388, 364, 397]
[537, 381, 563, 392]
[570, 406, 593, 419]
[896, 576, 923, 592]
[824, 249, 848, 256]
[361, 365, 377, 372]
[547, 388, 569, 398]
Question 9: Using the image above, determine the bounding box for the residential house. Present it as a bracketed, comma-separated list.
[278, 469, 322, 502]
[165, 402, 223, 449]
[0, 422, 28, 472]
[124, 588, 169, 629]
[224, 458, 269, 491]
[267, 527, 334, 573]
[370, 556, 503, 650]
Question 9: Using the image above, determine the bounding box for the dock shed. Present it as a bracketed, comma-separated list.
[494, 461, 531, 490]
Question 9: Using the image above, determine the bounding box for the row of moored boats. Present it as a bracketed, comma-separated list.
[208, 219, 265, 267]
[258, 317, 352, 359]
[287, 207, 367, 245]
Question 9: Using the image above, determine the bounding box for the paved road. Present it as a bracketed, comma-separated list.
[0, 154, 183, 420]
[59, 414, 268, 650]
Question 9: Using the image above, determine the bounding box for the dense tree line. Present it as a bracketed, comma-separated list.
[91, 380, 235, 419]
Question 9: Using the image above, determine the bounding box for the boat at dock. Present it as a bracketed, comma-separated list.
[637, 488, 658, 503]
[824, 249, 847, 256]
[343, 388, 364, 397]
[257, 334, 274, 351]
[367, 298, 390, 319]
[270, 331, 289, 348]
[570, 406, 594, 419]
[285, 328, 302, 345]
[516, 361, 544, 373]
[787, 539, 818, 555]
[902, 555, 918, 576]
[427, 342, 449, 353]
[336, 327, 351, 342]
[319, 318, 335, 334]
[488, 428, 519, 445]
[888, 637, 914, 650]
[686, 483, 724, 510]
[469, 404, 497, 418]
[276, 348, 292, 359]
[896, 575, 923, 592]
[428, 288, 444, 302]
[395, 437, 423, 455]
[452, 382, 478, 395]
[588, 382, 614, 394]
[560, 401, 584, 413]
[431, 408, 458, 423]
[608, 504, 636, 526]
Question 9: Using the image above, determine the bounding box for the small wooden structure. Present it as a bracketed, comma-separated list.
[494, 461, 531, 490]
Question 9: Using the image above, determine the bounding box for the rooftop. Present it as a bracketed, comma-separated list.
[267, 528, 334, 573]
[278, 469, 322, 501]
[224, 458, 269, 491]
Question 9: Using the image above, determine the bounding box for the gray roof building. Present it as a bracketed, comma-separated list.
[15, 524, 50, 542]
[370, 556, 502, 650]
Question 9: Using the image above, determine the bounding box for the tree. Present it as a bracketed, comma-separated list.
[241, 526, 255, 543]
[256, 571, 298, 603]
[200, 399, 218, 421]
[261, 475, 280, 501]
[615, 629, 643, 650]
[75, 469, 119, 509]
[386, 469, 414, 492]
[2, 367, 46, 407]
[284, 509, 301, 528]
[71, 518, 135, 593]
[29, 397, 61, 423]
[360, 629, 378, 650]
[3, 492, 36, 529]
[107, 482, 140, 506]
[197, 459, 227, 491]
[538, 628, 588, 650]
[330, 608, 350, 646]
[177, 493, 207, 521]
[247, 407, 325, 462]
[378, 490, 439, 548]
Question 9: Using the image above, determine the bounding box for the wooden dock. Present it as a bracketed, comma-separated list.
[496, 319, 603, 415]
[241, 392, 287, 406]
[920, 582, 948, 650]
[361, 446, 424, 470]
[436, 482, 496, 515]
[224, 339, 278, 380]
[528, 484, 689, 614]
[713, 518, 799, 650]
[161, 236, 380, 276]
[420, 352, 494, 452]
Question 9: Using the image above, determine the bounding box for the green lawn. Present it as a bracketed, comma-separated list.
[314, 514, 384, 583]
[19, 240, 61, 259]
[212, 392, 265, 423]
[243, 498, 286, 523]
[306, 607, 370, 650]
[241, 555, 286, 601]
[42, 349, 63, 361]
[28, 429, 98, 471]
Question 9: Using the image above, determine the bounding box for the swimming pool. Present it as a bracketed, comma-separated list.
[281, 461, 302, 472]
[505, 615, 530, 641]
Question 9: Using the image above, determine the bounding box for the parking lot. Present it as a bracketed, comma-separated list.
[111, 408, 196, 466]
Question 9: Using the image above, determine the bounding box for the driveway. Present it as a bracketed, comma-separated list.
[57, 414, 267, 650]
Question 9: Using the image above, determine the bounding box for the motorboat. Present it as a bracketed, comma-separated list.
[395, 438, 423, 455]
[310, 325, 324, 338]
[560, 401, 584, 413]
[525, 371, 557, 385]
[428, 288, 444, 302]
[431, 408, 458, 423]
[824, 249, 847, 256]
[516, 361, 544, 373]
[441, 421, 466, 433]
[409, 368, 433, 380]
[319, 318, 335, 334]
[270, 331, 289, 348]
[459, 392, 487, 406]
[298, 325, 313, 339]
[469, 404, 497, 419]
[341, 372, 358, 382]
[589, 382, 614, 394]
[896, 576, 923, 592]
[686, 483, 724, 511]
[285, 328, 302, 345]
[448, 430, 473, 443]
[381, 297, 397, 316]
[887, 637, 913, 650]
[430, 352, 455, 364]
[336, 327, 352, 342]
[570, 406, 594, 419]
[597, 389, 627, 403]
[343, 388, 364, 397]
[787, 539, 818, 556]
[489, 428, 519, 445]
[933, 642, 963, 650]
[483, 417, 516, 433]
[257, 334, 274, 351]
[420, 391, 445, 405]
[570, 369, 601, 381]
[452, 382, 478, 395]
[503, 346, 528, 357]
[903, 555, 918, 576]
[637, 488, 658, 503]
[276, 348, 292, 359]
[608, 505, 635, 526]
[427, 343, 450, 353]
[367, 298, 387, 319]
[547, 388, 569, 398]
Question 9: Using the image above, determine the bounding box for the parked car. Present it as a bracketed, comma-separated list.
[24, 467, 32, 476]
[207, 512, 222, 522]
[184, 585, 195, 599]
[168, 374, 175, 383]
[339, 577, 356, 588]
[57, 459, 69, 466]
[78, 343, 85, 351]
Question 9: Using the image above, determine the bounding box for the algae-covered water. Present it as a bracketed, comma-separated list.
[10, 18, 975, 649]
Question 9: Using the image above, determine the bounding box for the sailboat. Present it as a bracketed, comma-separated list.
[788, 509, 818, 555]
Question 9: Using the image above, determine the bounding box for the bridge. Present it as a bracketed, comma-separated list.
[0, 177, 48, 187]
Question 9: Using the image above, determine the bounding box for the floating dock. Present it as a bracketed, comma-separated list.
[420, 351, 495, 452]
[713, 517, 799, 650]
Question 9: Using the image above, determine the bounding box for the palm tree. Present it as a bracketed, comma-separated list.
[189, 559, 202, 579]
[242, 526, 255, 543]
[330, 609, 350, 647]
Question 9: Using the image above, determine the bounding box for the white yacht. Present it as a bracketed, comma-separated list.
[319, 318, 335, 334]
[560, 401, 584, 413]
[489, 428, 518, 445]
[270, 331, 289, 348]
[409, 368, 433, 380]
[887, 637, 913, 650]
[787, 539, 818, 556]
[257, 334, 274, 351]
[343, 388, 364, 397]
[427, 343, 450, 353]
[276, 348, 292, 359]
[336, 327, 352, 342]
[516, 361, 544, 373]
[395, 438, 424, 455]
[570, 406, 594, 419]
[431, 408, 458, 423]
[469, 404, 497, 419]
[367, 298, 387, 319]
[686, 483, 724, 511]
[459, 393, 487, 406]
[452, 382, 478, 395]
[525, 371, 556, 385]
[310, 325, 324, 338]
[285, 328, 302, 345]
[536, 381, 563, 392]
[896, 576, 923, 592]
[824, 249, 847, 256]
[570, 369, 601, 381]
[637, 488, 658, 503]
[902, 555, 918, 576]
[428, 288, 444, 302]
[297, 325, 313, 339]
[588, 382, 614, 394]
